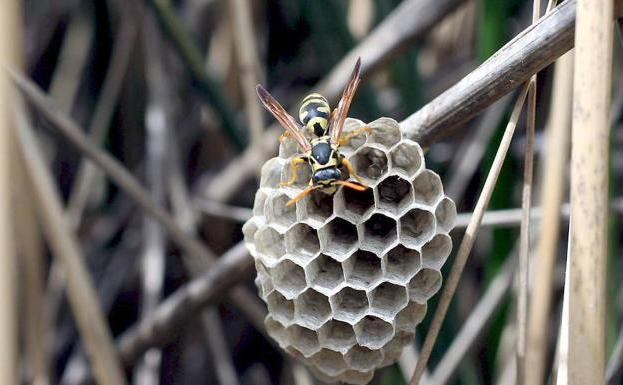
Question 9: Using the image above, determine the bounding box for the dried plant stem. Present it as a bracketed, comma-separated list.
[14, 105, 127, 385]
[409, 84, 530, 385]
[567, 0, 613, 383]
[0, 0, 19, 382]
[606, 326, 623, 385]
[525, 50, 573, 385]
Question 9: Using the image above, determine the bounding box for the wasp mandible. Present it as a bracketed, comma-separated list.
[256, 58, 371, 206]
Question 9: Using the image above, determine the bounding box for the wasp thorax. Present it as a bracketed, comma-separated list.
[243, 117, 457, 384]
[299, 93, 331, 137]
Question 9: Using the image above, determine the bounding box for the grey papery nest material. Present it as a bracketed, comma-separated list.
[243, 117, 456, 384]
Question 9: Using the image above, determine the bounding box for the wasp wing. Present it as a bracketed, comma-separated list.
[329, 58, 361, 145]
[256, 85, 311, 152]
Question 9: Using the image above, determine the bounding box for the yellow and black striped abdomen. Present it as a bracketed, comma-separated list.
[298, 93, 331, 137]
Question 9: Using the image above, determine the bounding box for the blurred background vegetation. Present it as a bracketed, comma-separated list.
[6, 0, 623, 384]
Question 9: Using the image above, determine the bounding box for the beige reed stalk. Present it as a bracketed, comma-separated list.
[568, 1, 613, 384]
[0, 1, 19, 384]
[525, 50, 573, 385]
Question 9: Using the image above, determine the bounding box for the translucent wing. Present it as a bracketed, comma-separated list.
[256, 85, 311, 152]
[330, 58, 361, 145]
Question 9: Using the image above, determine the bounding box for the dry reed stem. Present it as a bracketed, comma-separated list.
[14, 105, 127, 385]
[0, 0, 19, 383]
[606, 327, 623, 384]
[409, 84, 530, 385]
[525, 50, 574, 385]
[555, 253, 571, 385]
[567, 1, 613, 383]
[229, 0, 263, 146]
[428, 258, 516, 385]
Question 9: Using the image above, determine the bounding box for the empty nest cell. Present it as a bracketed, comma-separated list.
[267, 193, 297, 229]
[306, 254, 344, 292]
[408, 268, 443, 304]
[254, 260, 273, 298]
[266, 291, 294, 325]
[421, 234, 452, 268]
[354, 315, 394, 350]
[287, 324, 321, 357]
[318, 217, 358, 258]
[396, 301, 427, 331]
[375, 175, 414, 215]
[345, 345, 383, 372]
[339, 118, 368, 153]
[389, 140, 423, 178]
[343, 250, 382, 288]
[349, 146, 389, 182]
[333, 186, 375, 223]
[385, 244, 421, 283]
[297, 191, 334, 225]
[254, 226, 286, 263]
[318, 319, 357, 351]
[294, 289, 332, 329]
[412, 170, 443, 206]
[340, 370, 374, 385]
[311, 348, 348, 376]
[331, 287, 369, 323]
[369, 282, 408, 319]
[271, 259, 307, 299]
[399, 208, 435, 248]
[285, 223, 320, 259]
[253, 190, 269, 217]
[366, 118, 401, 149]
[362, 213, 398, 254]
[265, 316, 288, 344]
[260, 157, 286, 189]
[279, 136, 301, 159]
[435, 197, 457, 233]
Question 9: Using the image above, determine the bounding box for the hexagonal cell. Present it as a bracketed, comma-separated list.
[296, 191, 334, 225]
[267, 193, 297, 229]
[369, 282, 409, 319]
[272, 259, 307, 299]
[254, 226, 286, 264]
[385, 244, 421, 283]
[421, 234, 452, 269]
[367, 117, 401, 149]
[253, 189, 269, 217]
[435, 197, 457, 233]
[318, 217, 358, 258]
[381, 330, 415, 366]
[266, 291, 294, 325]
[349, 146, 389, 183]
[412, 170, 443, 206]
[333, 186, 375, 223]
[354, 315, 394, 350]
[242, 219, 260, 253]
[396, 301, 427, 331]
[344, 345, 383, 372]
[260, 157, 286, 189]
[399, 208, 435, 248]
[375, 175, 414, 215]
[306, 254, 344, 292]
[389, 140, 423, 178]
[280, 158, 312, 189]
[362, 213, 398, 255]
[311, 349, 348, 377]
[343, 250, 382, 288]
[331, 287, 369, 323]
[287, 324, 321, 357]
[340, 118, 368, 154]
[285, 223, 320, 259]
[265, 316, 288, 346]
[294, 289, 332, 329]
[318, 319, 357, 351]
[340, 369, 375, 385]
[408, 268, 443, 304]
[254, 260, 273, 298]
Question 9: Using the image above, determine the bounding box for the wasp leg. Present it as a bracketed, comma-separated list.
[286, 185, 320, 206]
[341, 157, 367, 186]
[279, 130, 292, 143]
[280, 157, 307, 187]
[338, 126, 372, 146]
[332, 180, 368, 191]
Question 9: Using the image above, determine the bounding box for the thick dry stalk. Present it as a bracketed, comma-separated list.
[525, 50, 574, 385]
[14, 106, 127, 385]
[228, 0, 263, 146]
[0, 0, 19, 383]
[409, 85, 530, 385]
[567, 1, 613, 384]
[428, 258, 516, 385]
[401, 0, 623, 146]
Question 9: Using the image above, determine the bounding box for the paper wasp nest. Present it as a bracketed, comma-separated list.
[243, 118, 456, 384]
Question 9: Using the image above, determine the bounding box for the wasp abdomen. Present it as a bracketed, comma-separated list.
[299, 93, 330, 137]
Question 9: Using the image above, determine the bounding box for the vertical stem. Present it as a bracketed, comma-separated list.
[568, 1, 613, 384]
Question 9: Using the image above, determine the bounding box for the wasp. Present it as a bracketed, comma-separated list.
[256, 58, 371, 207]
